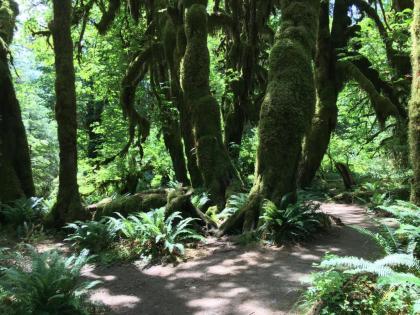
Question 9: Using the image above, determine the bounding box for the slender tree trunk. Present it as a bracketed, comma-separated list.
[181, 1, 238, 206]
[409, 2, 420, 204]
[299, 0, 338, 188]
[49, 0, 85, 226]
[0, 0, 35, 202]
[164, 16, 203, 187]
[85, 99, 104, 161]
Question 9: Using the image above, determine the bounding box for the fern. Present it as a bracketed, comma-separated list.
[0, 247, 100, 314]
[0, 198, 47, 238]
[259, 199, 330, 245]
[113, 208, 204, 261]
[320, 254, 419, 285]
[217, 193, 248, 222]
[378, 200, 420, 225]
[65, 218, 120, 253]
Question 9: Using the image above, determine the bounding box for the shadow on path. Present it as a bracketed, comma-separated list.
[84, 203, 381, 315]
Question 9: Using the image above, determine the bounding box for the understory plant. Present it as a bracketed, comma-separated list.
[0, 247, 100, 315]
[299, 253, 420, 315]
[113, 207, 204, 262]
[0, 197, 48, 239]
[258, 200, 330, 245]
[65, 218, 120, 253]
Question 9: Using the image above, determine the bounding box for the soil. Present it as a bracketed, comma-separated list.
[82, 203, 382, 315]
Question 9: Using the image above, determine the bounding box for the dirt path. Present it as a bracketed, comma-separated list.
[84, 203, 381, 315]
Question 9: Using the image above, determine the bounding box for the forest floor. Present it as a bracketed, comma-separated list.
[73, 203, 383, 315]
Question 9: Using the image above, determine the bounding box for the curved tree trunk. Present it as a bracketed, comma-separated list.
[222, 0, 320, 233]
[409, 2, 420, 204]
[298, 0, 338, 188]
[49, 0, 85, 226]
[164, 16, 203, 187]
[181, 1, 238, 206]
[0, 0, 35, 202]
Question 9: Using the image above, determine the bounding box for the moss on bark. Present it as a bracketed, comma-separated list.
[0, 0, 35, 202]
[181, 2, 237, 206]
[409, 2, 420, 204]
[222, 0, 320, 233]
[49, 0, 85, 226]
[164, 15, 203, 187]
[299, 0, 338, 188]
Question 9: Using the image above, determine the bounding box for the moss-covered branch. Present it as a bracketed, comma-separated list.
[336, 60, 398, 126]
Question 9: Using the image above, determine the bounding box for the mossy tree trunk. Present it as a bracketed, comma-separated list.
[164, 14, 203, 187]
[151, 61, 190, 186]
[222, 0, 320, 233]
[49, 0, 85, 226]
[181, 0, 238, 206]
[298, 0, 338, 188]
[0, 0, 35, 202]
[409, 2, 420, 205]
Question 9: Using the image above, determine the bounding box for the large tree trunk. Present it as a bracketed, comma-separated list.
[409, 2, 420, 205]
[49, 0, 85, 226]
[0, 0, 35, 202]
[181, 1, 238, 206]
[298, 0, 338, 188]
[222, 0, 320, 233]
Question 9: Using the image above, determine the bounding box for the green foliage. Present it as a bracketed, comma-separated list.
[378, 200, 420, 225]
[217, 193, 248, 223]
[65, 218, 120, 253]
[258, 200, 330, 245]
[299, 253, 420, 315]
[0, 248, 100, 315]
[191, 191, 211, 210]
[113, 208, 204, 262]
[0, 198, 48, 238]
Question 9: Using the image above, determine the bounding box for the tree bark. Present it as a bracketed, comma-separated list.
[0, 0, 35, 202]
[222, 0, 320, 233]
[181, 1, 238, 206]
[409, 2, 420, 204]
[49, 0, 85, 226]
[299, 0, 338, 188]
[164, 15, 203, 187]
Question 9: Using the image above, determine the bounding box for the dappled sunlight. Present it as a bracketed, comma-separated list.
[82, 203, 382, 314]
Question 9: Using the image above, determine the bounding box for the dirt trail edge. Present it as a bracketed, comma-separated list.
[84, 203, 381, 315]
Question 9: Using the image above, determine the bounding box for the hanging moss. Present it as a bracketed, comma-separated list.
[336, 60, 398, 126]
[409, 2, 420, 204]
[95, 0, 121, 35]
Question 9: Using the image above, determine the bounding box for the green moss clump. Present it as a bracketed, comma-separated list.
[181, 2, 236, 206]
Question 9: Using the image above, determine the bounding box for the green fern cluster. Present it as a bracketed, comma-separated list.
[299, 253, 420, 315]
[65, 208, 204, 263]
[0, 247, 100, 315]
[0, 198, 48, 238]
[112, 207, 204, 261]
[258, 200, 330, 245]
[320, 254, 419, 283]
[217, 193, 248, 223]
[65, 218, 120, 253]
[378, 200, 420, 225]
